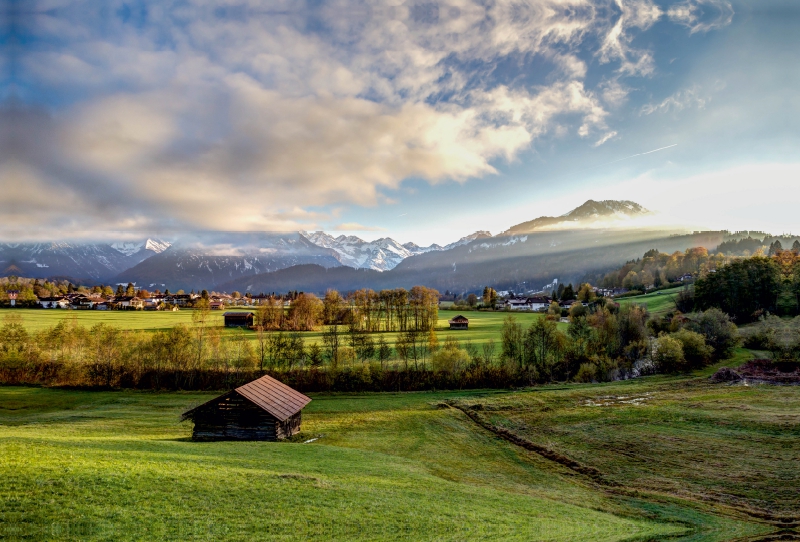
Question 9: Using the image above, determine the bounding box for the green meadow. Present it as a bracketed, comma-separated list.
[1, 351, 788, 541]
[616, 286, 684, 317]
[2, 308, 565, 349]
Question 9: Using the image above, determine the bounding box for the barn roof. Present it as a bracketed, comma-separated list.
[235, 375, 311, 421]
[448, 315, 469, 323]
[181, 375, 311, 422]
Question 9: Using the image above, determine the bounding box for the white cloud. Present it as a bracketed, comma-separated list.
[668, 0, 734, 34]
[4, 0, 732, 238]
[640, 85, 709, 115]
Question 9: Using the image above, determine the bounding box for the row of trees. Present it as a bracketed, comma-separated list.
[599, 248, 723, 290]
[693, 251, 800, 322]
[252, 287, 440, 333]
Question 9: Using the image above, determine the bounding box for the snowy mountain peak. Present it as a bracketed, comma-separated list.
[145, 238, 171, 254]
[562, 200, 649, 219]
[110, 241, 145, 257]
[443, 231, 492, 250]
[111, 238, 171, 256]
[504, 200, 650, 235]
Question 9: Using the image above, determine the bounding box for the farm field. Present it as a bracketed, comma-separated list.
[615, 286, 684, 317]
[0, 358, 783, 541]
[1, 308, 565, 349]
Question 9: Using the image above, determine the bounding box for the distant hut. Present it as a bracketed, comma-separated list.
[181, 375, 311, 441]
[448, 315, 469, 330]
[223, 311, 254, 327]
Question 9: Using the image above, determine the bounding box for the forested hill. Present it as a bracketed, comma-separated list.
[218, 230, 730, 295]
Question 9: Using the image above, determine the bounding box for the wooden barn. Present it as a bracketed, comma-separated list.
[448, 315, 469, 330]
[223, 311, 254, 327]
[181, 375, 311, 441]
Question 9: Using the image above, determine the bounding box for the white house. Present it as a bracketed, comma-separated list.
[39, 296, 69, 309]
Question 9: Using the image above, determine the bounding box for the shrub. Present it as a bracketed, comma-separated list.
[574, 363, 597, 383]
[671, 329, 713, 368]
[653, 335, 686, 373]
[686, 308, 739, 359]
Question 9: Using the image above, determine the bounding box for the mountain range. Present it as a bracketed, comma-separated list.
[3, 200, 728, 293]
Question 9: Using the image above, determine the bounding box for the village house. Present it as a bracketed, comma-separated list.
[498, 296, 552, 311]
[164, 294, 193, 306]
[113, 296, 145, 310]
[38, 296, 70, 309]
[69, 295, 103, 310]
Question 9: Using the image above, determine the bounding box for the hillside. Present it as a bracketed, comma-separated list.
[0, 239, 170, 282]
[218, 230, 729, 294]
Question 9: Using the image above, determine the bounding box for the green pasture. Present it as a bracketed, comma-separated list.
[3, 388, 678, 541]
[1, 308, 564, 349]
[1, 353, 784, 541]
[615, 286, 684, 316]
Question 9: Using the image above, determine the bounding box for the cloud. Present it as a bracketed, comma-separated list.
[3, 0, 732, 239]
[667, 0, 734, 34]
[332, 222, 385, 232]
[640, 85, 709, 115]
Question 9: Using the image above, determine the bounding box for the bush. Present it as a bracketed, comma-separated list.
[574, 363, 597, 383]
[671, 329, 713, 368]
[653, 335, 686, 373]
[686, 308, 739, 359]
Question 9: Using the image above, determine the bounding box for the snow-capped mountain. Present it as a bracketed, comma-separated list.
[504, 200, 650, 235]
[300, 230, 493, 271]
[300, 231, 417, 271]
[114, 232, 341, 291]
[110, 238, 172, 257]
[0, 240, 167, 281]
[443, 231, 493, 250]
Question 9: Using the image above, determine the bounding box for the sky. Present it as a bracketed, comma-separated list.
[2, 0, 799, 246]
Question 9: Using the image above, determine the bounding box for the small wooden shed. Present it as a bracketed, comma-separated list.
[223, 311, 254, 327]
[448, 315, 469, 330]
[181, 375, 311, 441]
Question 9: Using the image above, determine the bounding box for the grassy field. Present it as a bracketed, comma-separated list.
[1, 308, 564, 349]
[616, 286, 684, 317]
[1, 354, 786, 541]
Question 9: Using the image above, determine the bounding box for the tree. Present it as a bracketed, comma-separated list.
[125, 283, 135, 297]
[653, 335, 686, 373]
[482, 287, 498, 308]
[322, 324, 342, 369]
[116, 285, 124, 297]
[501, 316, 524, 367]
[307, 342, 323, 368]
[568, 302, 586, 321]
[686, 308, 739, 359]
[89, 323, 122, 387]
[466, 293, 478, 307]
[671, 329, 713, 368]
[323, 290, 344, 325]
[546, 301, 561, 321]
[694, 257, 781, 322]
[287, 293, 322, 331]
[376, 335, 392, 369]
[523, 317, 565, 381]
[576, 284, 596, 303]
[431, 336, 469, 373]
[793, 240, 800, 254]
[232, 291, 241, 299]
[560, 284, 576, 301]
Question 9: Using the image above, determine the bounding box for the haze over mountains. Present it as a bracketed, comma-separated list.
[2, 200, 731, 292]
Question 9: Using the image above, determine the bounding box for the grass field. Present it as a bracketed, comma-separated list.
[616, 286, 684, 317]
[1, 353, 786, 541]
[1, 308, 565, 349]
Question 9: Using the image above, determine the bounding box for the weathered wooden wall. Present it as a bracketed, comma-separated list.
[190, 392, 301, 441]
